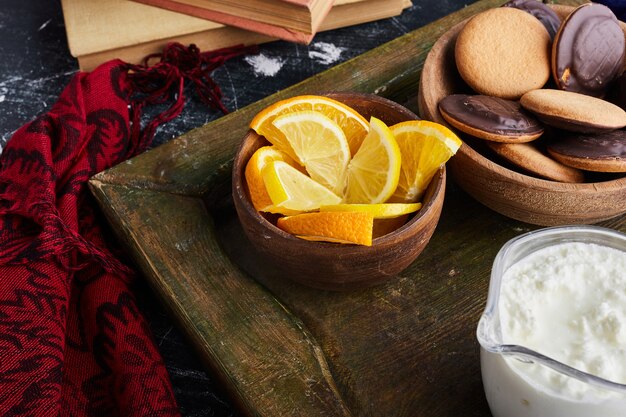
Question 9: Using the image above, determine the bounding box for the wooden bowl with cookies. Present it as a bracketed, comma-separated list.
[419, 2, 626, 226]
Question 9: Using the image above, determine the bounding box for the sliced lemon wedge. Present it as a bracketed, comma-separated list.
[262, 160, 341, 215]
[272, 110, 350, 196]
[250, 95, 369, 157]
[344, 117, 401, 204]
[245, 146, 301, 211]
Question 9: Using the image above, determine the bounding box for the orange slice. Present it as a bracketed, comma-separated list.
[389, 120, 462, 203]
[250, 95, 369, 157]
[277, 211, 374, 246]
[320, 203, 421, 219]
[245, 146, 300, 211]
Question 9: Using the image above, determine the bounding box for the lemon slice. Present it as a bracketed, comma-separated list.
[250, 95, 369, 157]
[245, 146, 301, 211]
[389, 120, 462, 203]
[272, 111, 350, 196]
[277, 211, 374, 246]
[344, 117, 401, 204]
[320, 203, 421, 219]
[262, 160, 341, 214]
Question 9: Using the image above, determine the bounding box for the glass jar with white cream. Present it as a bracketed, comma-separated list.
[477, 225, 626, 417]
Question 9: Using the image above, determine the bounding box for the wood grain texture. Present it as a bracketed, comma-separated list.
[89, 0, 626, 416]
[89, 180, 353, 417]
[419, 3, 626, 226]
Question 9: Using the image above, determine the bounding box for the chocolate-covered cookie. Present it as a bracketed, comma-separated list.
[439, 94, 544, 142]
[520, 89, 626, 133]
[487, 142, 585, 183]
[547, 130, 626, 172]
[503, 0, 561, 39]
[607, 71, 626, 111]
[552, 3, 625, 97]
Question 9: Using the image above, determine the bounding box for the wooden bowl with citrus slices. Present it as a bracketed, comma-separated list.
[232, 93, 461, 290]
[418, 5, 626, 226]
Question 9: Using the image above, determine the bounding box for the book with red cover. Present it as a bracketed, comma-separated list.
[130, 0, 336, 43]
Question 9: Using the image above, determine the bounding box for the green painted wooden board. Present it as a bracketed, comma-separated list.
[89, 0, 625, 416]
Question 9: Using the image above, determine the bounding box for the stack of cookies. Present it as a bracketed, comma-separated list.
[437, 0, 626, 183]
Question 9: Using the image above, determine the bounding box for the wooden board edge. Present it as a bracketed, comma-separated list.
[91, 0, 525, 195]
[89, 178, 353, 417]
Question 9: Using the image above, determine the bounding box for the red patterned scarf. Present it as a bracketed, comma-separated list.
[0, 43, 255, 416]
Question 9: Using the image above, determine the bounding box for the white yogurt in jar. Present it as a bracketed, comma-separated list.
[483, 241, 626, 417]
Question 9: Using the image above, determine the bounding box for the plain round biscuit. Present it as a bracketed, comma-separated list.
[520, 89, 626, 133]
[487, 142, 585, 183]
[454, 7, 551, 100]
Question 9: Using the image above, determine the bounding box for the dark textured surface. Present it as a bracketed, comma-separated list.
[0, 0, 474, 415]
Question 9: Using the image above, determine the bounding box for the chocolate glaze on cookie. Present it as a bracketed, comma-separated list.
[608, 72, 626, 111]
[552, 3, 625, 97]
[503, 0, 561, 39]
[439, 94, 544, 142]
[547, 130, 626, 172]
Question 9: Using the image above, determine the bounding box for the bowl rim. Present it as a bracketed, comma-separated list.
[232, 91, 447, 251]
[460, 141, 626, 192]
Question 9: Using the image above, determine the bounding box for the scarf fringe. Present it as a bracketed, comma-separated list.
[127, 42, 258, 149]
[0, 43, 258, 279]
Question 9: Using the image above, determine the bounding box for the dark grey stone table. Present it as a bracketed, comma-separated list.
[0, 1, 474, 415]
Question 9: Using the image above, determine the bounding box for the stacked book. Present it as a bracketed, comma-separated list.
[61, 0, 412, 71]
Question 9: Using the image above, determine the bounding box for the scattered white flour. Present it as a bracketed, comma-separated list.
[308, 42, 345, 65]
[244, 54, 284, 77]
[38, 19, 52, 31]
